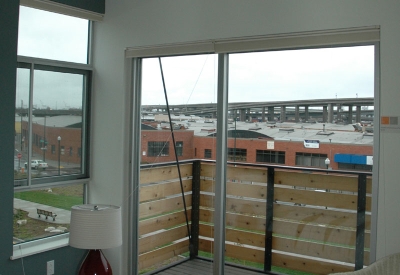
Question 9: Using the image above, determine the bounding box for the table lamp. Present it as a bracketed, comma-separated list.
[69, 204, 122, 275]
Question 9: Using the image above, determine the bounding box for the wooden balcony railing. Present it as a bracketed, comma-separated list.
[138, 160, 372, 275]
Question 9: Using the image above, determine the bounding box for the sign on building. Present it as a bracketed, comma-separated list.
[304, 139, 320, 149]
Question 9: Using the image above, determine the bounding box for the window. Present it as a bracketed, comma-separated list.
[148, 141, 170, 157]
[227, 148, 247, 161]
[338, 163, 372, 171]
[130, 30, 377, 274]
[256, 150, 285, 164]
[13, 6, 91, 245]
[295, 152, 328, 168]
[204, 149, 212, 159]
[176, 141, 183, 156]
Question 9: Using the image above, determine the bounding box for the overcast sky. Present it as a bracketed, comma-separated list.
[16, 6, 375, 109]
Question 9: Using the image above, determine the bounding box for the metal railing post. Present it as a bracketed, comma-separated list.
[190, 160, 201, 258]
[264, 166, 275, 272]
[355, 174, 367, 270]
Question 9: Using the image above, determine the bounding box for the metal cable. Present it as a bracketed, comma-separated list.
[158, 58, 192, 247]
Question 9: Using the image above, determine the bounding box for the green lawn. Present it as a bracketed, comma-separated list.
[14, 190, 83, 210]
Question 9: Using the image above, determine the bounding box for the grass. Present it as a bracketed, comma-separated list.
[13, 185, 82, 242]
[14, 185, 83, 210]
[13, 209, 69, 241]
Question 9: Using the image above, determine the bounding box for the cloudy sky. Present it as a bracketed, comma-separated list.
[142, 45, 374, 105]
[17, 6, 375, 109]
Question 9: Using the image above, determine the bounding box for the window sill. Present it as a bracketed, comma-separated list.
[11, 233, 69, 260]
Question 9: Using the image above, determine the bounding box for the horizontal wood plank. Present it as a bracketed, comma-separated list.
[274, 187, 371, 211]
[273, 219, 370, 248]
[200, 194, 266, 216]
[273, 237, 370, 265]
[140, 179, 192, 202]
[201, 180, 267, 200]
[201, 163, 267, 183]
[274, 203, 371, 230]
[139, 210, 191, 236]
[139, 225, 189, 254]
[200, 209, 266, 232]
[138, 239, 189, 270]
[140, 164, 193, 184]
[275, 170, 372, 193]
[140, 195, 192, 219]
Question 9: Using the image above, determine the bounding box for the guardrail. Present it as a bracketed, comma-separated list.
[138, 160, 372, 274]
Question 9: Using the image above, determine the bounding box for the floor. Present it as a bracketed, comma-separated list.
[152, 258, 267, 275]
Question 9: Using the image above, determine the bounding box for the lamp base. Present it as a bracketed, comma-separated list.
[78, 249, 113, 275]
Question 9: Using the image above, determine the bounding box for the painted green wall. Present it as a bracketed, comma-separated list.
[50, 0, 105, 14]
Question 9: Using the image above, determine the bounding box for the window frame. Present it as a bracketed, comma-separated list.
[128, 28, 381, 274]
[15, 56, 92, 188]
[11, 6, 93, 257]
[147, 141, 170, 157]
[256, 149, 285, 164]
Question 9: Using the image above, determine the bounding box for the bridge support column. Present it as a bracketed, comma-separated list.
[337, 104, 342, 122]
[328, 103, 334, 123]
[261, 107, 266, 122]
[356, 106, 361, 122]
[268, 107, 274, 122]
[348, 105, 353, 124]
[239, 109, 246, 122]
[304, 105, 309, 121]
[323, 106, 328, 123]
[295, 106, 300, 122]
[212, 111, 217, 119]
[280, 106, 286, 122]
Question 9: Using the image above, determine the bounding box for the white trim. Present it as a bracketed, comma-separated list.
[14, 179, 90, 193]
[20, 0, 103, 21]
[18, 55, 93, 71]
[125, 26, 380, 58]
[11, 233, 70, 260]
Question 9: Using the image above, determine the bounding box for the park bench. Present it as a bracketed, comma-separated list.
[37, 209, 57, 221]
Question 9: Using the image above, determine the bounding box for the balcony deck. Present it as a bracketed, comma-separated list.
[152, 258, 265, 275]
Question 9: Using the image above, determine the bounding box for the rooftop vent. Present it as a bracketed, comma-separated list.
[317, 131, 334, 136]
[279, 128, 294, 132]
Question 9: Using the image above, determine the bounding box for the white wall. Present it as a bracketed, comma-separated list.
[91, 1, 400, 273]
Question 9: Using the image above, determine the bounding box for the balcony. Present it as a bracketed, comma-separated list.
[138, 160, 372, 275]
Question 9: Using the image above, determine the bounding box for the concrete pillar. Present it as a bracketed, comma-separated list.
[239, 109, 246, 121]
[268, 107, 274, 122]
[261, 107, 266, 122]
[356, 106, 361, 122]
[337, 104, 342, 122]
[304, 105, 309, 121]
[295, 105, 300, 122]
[323, 105, 328, 123]
[348, 105, 353, 124]
[280, 106, 286, 122]
[212, 111, 217, 119]
[328, 103, 334, 123]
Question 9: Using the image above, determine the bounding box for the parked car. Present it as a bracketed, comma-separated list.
[24, 160, 48, 170]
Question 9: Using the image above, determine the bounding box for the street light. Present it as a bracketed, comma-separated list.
[325, 157, 330, 170]
[58, 136, 61, 176]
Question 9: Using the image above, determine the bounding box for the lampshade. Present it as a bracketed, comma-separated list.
[69, 204, 122, 250]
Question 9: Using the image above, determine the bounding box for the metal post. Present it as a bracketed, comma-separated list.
[58, 136, 61, 175]
[190, 160, 201, 258]
[355, 174, 367, 270]
[264, 167, 275, 272]
[213, 53, 229, 275]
